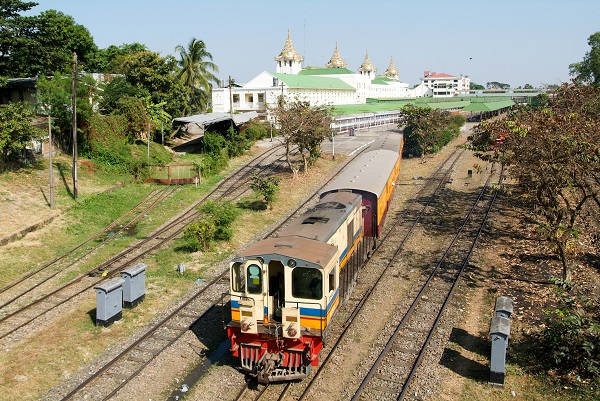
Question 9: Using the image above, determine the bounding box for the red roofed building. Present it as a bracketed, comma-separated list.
[420, 71, 470, 97]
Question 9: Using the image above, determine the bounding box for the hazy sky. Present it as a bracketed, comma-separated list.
[27, 0, 600, 88]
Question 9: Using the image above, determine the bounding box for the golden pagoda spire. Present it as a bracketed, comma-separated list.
[358, 50, 376, 73]
[384, 57, 399, 78]
[274, 30, 304, 63]
[325, 42, 347, 69]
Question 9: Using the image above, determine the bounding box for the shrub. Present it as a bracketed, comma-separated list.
[198, 200, 238, 241]
[242, 120, 269, 141]
[541, 295, 600, 379]
[183, 200, 239, 251]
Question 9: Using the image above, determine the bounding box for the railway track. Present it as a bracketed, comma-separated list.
[289, 154, 502, 401]
[0, 186, 180, 312]
[54, 141, 373, 401]
[0, 144, 286, 344]
[351, 169, 502, 400]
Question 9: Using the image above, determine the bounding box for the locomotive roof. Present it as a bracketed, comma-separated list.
[276, 191, 362, 243]
[236, 236, 337, 269]
[320, 148, 400, 198]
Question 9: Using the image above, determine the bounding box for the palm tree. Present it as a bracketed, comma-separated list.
[175, 38, 219, 113]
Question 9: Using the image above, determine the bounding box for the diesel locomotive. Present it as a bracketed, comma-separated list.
[225, 132, 403, 382]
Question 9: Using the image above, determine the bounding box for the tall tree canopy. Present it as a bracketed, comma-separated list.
[0, 0, 38, 76]
[569, 31, 600, 86]
[1, 6, 96, 77]
[175, 38, 219, 113]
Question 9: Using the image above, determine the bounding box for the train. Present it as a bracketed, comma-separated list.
[225, 132, 403, 383]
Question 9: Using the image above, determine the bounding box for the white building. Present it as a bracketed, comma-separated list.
[420, 71, 471, 97]
[211, 32, 466, 113]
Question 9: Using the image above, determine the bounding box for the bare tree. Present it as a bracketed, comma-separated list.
[268, 97, 332, 178]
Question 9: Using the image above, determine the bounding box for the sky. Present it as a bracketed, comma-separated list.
[26, 0, 600, 88]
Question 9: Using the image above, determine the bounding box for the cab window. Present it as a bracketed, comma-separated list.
[231, 262, 245, 292]
[292, 267, 322, 300]
[247, 264, 262, 294]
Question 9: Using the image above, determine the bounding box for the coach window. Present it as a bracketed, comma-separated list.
[231, 262, 245, 292]
[292, 267, 322, 300]
[247, 264, 262, 294]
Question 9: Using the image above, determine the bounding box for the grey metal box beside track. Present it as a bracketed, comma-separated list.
[95, 277, 125, 326]
[121, 262, 147, 308]
[489, 315, 511, 385]
[494, 296, 514, 319]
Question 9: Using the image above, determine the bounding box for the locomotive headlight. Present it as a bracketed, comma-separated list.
[287, 327, 297, 337]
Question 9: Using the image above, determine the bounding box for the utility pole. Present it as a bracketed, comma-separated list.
[48, 113, 54, 208]
[229, 76, 233, 116]
[71, 52, 78, 199]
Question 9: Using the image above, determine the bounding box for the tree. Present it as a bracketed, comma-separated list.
[249, 174, 281, 210]
[470, 82, 485, 90]
[0, 0, 38, 76]
[0, 101, 43, 171]
[469, 84, 600, 283]
[486, 81, 511, 90]
[175, 38, 219, 113]
[3, 9, 96, 77]
[569, 31, 600, 86]
[268, 98, 332, 177]
[87, 42, 148, 73]
[114, 50, 188, 118]
[35, 72, 98, 153]
[397, 104, 456, 159]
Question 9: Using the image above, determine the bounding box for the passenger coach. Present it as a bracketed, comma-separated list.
[320, 133, 403, 242]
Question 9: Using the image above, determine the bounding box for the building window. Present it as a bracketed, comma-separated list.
[258, 93, 264, 103]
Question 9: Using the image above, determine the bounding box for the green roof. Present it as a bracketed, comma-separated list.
[461, 100, 515, 111]
[298, 67, 355, 75]
[272, 72, 354, 90]
[331, 97, 516, 116]
[371, 76, 401, 85]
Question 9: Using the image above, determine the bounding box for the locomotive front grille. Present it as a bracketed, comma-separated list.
[240, 343, 262, 371]
[239, 343, 309, 382]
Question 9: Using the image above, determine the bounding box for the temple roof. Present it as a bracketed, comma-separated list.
[358, 51, 376, 73]
[384, 57, 399, 78]
[274, 31, 304, 63]
[325, 42, 348, 69]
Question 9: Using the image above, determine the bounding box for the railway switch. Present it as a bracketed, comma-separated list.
[121, 262, 147, 308]
[95, 277, 125, 327]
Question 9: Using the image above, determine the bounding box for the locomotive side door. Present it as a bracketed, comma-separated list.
[267, 260, 285, 323]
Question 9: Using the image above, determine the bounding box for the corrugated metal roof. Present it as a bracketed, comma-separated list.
[272, 72, 354, 90]
[172, 111, 258, 125]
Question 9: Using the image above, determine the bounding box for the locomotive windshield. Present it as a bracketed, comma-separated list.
[247, 263, 262, 294]
[292, 267, 322, 300]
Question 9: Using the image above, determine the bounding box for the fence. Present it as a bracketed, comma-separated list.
[146, 163, 199, 185]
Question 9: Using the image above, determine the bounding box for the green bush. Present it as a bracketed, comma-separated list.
[183, 219, 216, 252]
[243, 120, 269, 141]
[198, 152, 228, 177]
[198, 200, 238, 241]
[541, 295, 600, 379]
[182, 200, 239, 251]
[202, 131, 227, 155]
